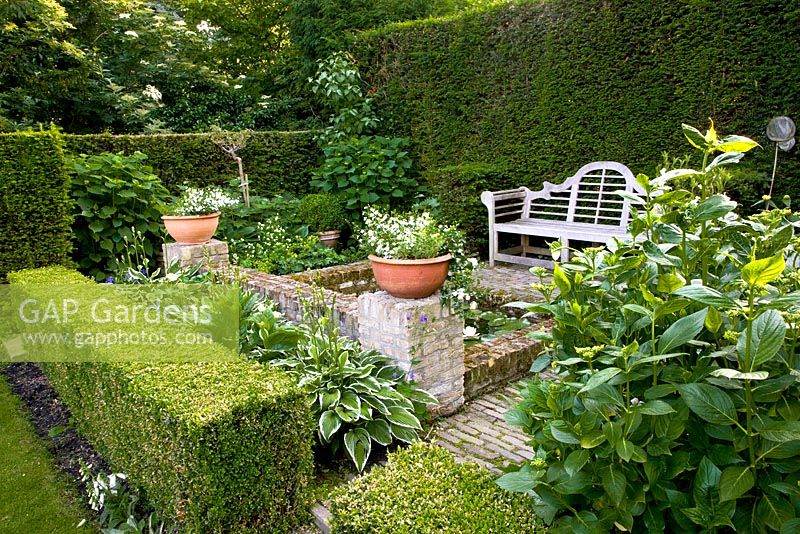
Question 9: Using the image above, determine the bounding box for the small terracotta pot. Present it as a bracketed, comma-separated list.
[162, 213, 220, 245]
[368, 253, 452, 299]
[317, 230, 341, 249]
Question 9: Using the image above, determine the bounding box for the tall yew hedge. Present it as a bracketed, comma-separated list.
[64, 130, 320, 196]
[355, 0, 800, 238]
[0, 130, 73, 278]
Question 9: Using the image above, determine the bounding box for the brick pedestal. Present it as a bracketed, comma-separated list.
[162, 239, 229, 271]
[357, 291, 465, 415]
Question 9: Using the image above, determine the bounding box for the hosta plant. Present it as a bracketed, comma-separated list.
[498, 123, 800, 532]
[271, 291, 437, 471]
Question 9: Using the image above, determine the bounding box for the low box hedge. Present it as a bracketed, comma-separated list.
[7, 267, 315, 532]
[329, 442, 539, 533]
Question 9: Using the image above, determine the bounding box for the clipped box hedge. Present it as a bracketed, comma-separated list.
[329, 442, 539, 533]
[63, 130, 320, 197]
[8, 267, 315, 532]
[0, 130, 73, 279]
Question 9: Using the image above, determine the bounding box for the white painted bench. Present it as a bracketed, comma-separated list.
[480, 161, 644, 267]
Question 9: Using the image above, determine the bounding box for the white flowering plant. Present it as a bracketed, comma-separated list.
[168, 187, 240, 216]
[361, 205, 484, 316]
[360, 206, 451, 260]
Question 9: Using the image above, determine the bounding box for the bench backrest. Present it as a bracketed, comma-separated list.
[523, 161, 642, 227]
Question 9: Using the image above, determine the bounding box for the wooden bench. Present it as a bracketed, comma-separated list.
[480, 161, 644, 267]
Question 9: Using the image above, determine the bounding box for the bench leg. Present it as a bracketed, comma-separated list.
[488, 224, 496, 267]
[561, 239, 570, 262]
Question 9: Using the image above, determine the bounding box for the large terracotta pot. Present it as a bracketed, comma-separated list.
[368, 253, 452, 299]
[162, 212, 220, 245]
[317, 230, 341, 249]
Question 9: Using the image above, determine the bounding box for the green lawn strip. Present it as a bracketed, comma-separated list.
[0, 377, 92, 533]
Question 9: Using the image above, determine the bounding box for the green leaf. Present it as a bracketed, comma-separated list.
[640, 400, 676, 416]
[496, 467, 536, 493]
[716, 135, 760, 153]
[385, 406, 421, 430]
[704, 152, 743, 173]
[759, 421, 800, 442]
[781, 519, 800, 534]
[552, 263, 571, 294]
[678, 383, 738, 426]
[319, 410, 341, 442]
[694, 194, 738, 221]
[549, 420, 580, 444]
[709, 369, 769, 381]
[657, 308, 707, 354]
[719, 466, 754, 501]
[389, 423, 418, 444]
[736, 309, 786, 370]
[616, 438, 636, 461]
[682, 123, 708, 150]
[320, 389, 341, 410]
[643, 241, 682, 267]
[344, 428, 371, 472]
[340, 391, 362, 413]
[601, 463, 626, 506]
[564, 449, 590, 476]
[657, 273, 685, 294]
[673, 285, 738, 309]
[741, 255, 785, 286]
[757, 493, 795, 531]
[579, 367, 622, 393]
[366, 419, 393, 446]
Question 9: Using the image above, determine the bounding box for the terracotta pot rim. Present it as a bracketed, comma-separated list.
[162, 212, 220, 220]
[317, 229, 342, 237]
[368, 253, 452, 266]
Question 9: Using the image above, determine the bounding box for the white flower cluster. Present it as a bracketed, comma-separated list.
[360, 206, 446, 259]
[142, 84, 162, 102]
[171, 187, 239, 216]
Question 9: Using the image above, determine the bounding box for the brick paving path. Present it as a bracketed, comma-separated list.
[475, 263, 548, 304]
[432, 383, 533, 474]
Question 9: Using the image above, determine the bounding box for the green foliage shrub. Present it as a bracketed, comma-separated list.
[63, 131, 320, 197]
[8, 267, 316, 532]
[297, 193, 349, 232]
[329, 442, 539, 533]
[0, 130, 73, 278]
[500, 126, 800, 531]
[309, 52, 418, 214]
[70, 151, 170, 281]
[272, 293, 437, 471]
[355, 0, 800, 240]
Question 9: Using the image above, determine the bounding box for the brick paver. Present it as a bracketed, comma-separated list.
[432, 385, 532, 474]
[475, 263, 546, 304]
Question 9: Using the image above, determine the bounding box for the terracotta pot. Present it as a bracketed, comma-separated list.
[317, 230, 341, 249]
[162, 212, 220, 245]
[368, 253, 452, 299]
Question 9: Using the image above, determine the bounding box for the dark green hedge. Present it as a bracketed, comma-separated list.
[0, 130, 73, 278]
[64, 130, 321, 197]
[8, 267, 315, 532]
[329, 442, 539, 533]
[355, 0, 800, 235]
[425, 163, 514, 252]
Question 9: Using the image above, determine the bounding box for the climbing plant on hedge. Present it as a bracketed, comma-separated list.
[355, 0, 800, 239]
[0, 129, 73, 278]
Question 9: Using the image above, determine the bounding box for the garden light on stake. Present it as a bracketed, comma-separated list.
[766, 116, 795, 197]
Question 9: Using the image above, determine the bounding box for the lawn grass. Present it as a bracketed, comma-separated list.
[0, 377, 91, 533]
